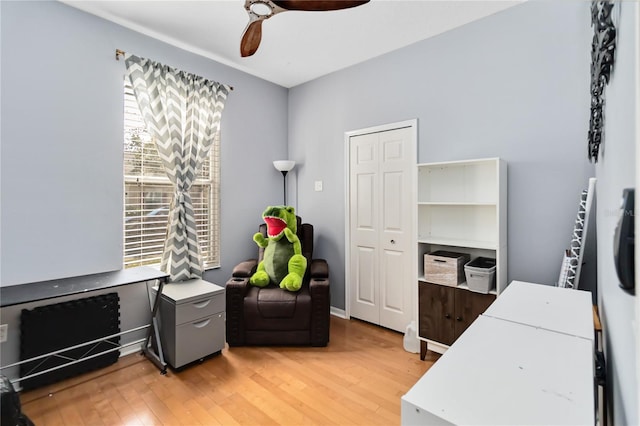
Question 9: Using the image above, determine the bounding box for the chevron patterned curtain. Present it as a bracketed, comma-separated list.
[124, 54, 230, 282]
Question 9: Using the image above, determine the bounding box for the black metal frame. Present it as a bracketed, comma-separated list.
[0, 270, 170, 386]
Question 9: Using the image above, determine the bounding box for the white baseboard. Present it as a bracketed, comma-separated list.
[120, 343, 144, 358]
[330, 307, 347, 319]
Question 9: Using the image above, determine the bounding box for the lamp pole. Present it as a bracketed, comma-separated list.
[281, 170, 288, 205]
[273, 160, 295, 206]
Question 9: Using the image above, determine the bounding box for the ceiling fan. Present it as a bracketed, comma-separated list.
[241, 0, 370, 57]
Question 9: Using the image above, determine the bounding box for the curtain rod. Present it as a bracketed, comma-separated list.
[115, 49, 234, 91]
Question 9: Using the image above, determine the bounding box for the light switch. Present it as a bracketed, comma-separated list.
[314, 181, 323, 191]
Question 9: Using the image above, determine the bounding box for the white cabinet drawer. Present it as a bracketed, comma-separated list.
[172, 312, 225, 368]
[154, 279, 225, 369]
[173, 293, 224, 325]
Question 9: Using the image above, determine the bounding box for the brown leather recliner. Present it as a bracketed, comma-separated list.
[225, 217, 330, 347]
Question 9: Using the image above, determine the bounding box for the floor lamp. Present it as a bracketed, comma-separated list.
[273, 160, 295, 205]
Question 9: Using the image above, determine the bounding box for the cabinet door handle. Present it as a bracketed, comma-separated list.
[193, 299, 211, 309]
[456, 316, 462, 322]
[445, 313, 451, 319]
[193, 318, 211, 328]
[390, 239, 396, 244]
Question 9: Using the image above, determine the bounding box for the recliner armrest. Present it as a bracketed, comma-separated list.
[309, 259, 329, 278]
[309, 276, 329, 294]
[308, 268, 330, 347]
[225, 276, 250, 346]
[226, 276, 250, 292]
[232, 259, 258, 278]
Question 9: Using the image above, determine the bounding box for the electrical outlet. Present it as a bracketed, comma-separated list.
[0, 324, 7, 343]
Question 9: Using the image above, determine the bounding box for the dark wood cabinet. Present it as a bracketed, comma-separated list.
[418, 282, 495, 360]
[419, 282, 455, 346]
[454, 288, 496, 336]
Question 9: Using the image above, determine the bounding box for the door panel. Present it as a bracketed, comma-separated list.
[379, 127, 413, 332]
[380, 249, 406, 331]
[383, 171, 403, 230]
[349, 126, 414, 333]
[355, 173, 377, 247]
[454, 289, 496, 339]
[350, 134, 380, 324]
[355, 246, 377, 305]
[419, 282, 455, 346]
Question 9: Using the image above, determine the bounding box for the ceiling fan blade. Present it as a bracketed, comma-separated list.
[272, 0, 369, 12]
[240, 0, 369, 57]
[240, 20, 263, 57]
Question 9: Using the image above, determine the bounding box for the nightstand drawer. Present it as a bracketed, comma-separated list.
[174, 293, 224, 325]
[172, 312, 225, 368]
[154, 279, 226, 369]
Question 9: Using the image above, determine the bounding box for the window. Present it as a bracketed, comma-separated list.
[123, 79, 220, 269]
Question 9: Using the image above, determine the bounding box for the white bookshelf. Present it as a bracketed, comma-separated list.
[417, 157, 507, 294]
[416, 158, 507, 356]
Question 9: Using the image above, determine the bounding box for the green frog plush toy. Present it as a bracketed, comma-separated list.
[249, 206, 307, 292]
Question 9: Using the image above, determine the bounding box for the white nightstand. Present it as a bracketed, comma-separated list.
[154, 279, 225, 369]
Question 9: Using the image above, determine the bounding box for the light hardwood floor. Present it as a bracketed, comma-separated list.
[20, 316, 439, 425]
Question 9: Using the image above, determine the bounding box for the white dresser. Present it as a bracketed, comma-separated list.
[155, 279, 225, 369]
[402, 281, 595, 425]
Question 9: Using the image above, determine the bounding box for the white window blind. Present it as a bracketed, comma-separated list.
[123, 79, 220, 269]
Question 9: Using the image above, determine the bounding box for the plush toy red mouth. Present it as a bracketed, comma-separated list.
[264, 216, 287, 237]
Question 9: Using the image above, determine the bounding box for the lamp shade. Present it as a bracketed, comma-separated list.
[273, 160, 295, 172]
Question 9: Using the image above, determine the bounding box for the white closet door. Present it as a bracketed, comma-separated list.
[349, 126, 413, 332]
[349, 132, 380, 325]
[378, 127, 413, 332]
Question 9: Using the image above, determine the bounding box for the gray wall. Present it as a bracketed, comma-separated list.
[595, 2, 638, 425]
[289, 1, 595, 309]
[0, 0, 287, 378]
[0, 0, 288, 288]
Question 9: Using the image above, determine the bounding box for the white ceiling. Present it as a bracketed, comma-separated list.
[61, 0, 523, 88]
